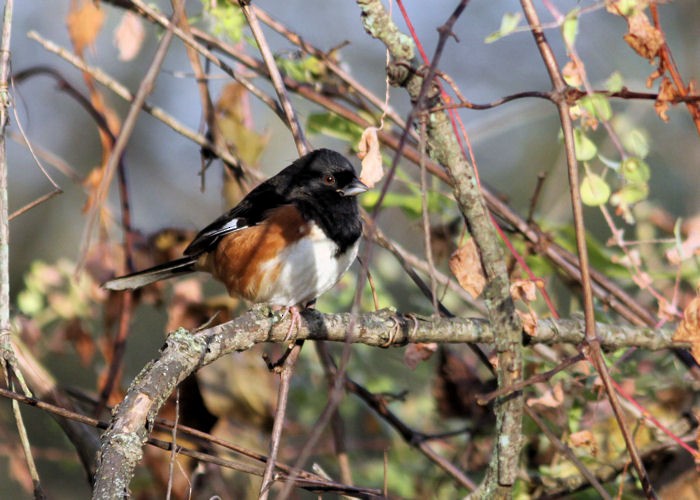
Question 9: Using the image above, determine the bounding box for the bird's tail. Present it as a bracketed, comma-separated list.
[103, 256, 197, 291]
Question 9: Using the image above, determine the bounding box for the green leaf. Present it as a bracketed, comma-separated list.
[617, 182, 649, 204]
[580, 94, 612, 121]
[621, 157, 650, 183]
[204, 1, 245, 42]
[307, 112, 364, 143]
[605, 71, 624, 93]
[574, 128, 597, 161]
[622, 128, 650, 159]
[18, 289, 43, 315]
[562, 9, 580, 46]
[485, 12, 521, 43]
[580, 173, 610, 206]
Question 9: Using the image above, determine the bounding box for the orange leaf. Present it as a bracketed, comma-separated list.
[113, 11, 145, 62]
[357, 127, 383, 188]
[674, 295, 700, 364]
[67, 0, 105, 55]
[448, 239, 486, 299]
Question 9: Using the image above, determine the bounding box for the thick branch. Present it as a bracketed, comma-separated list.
[92, 306, 685, 497]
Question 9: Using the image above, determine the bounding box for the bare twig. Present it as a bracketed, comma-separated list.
[24, 34, 247, 175]
[240, 1, 309, 155]
[524, 405, 611, 500]
[0, 1, 45, 497]
[519, 1, 656, 497]
[258, 341, 303, 499]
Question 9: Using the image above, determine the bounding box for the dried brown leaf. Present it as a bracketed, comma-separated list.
[448, 239, 486, 299]
[516, 309, 538, 337]
[65, 318, 96, 366]
[511, 279, 537, 303]
[654, 77, 678, 122]
[357, 127, 383, 188]
[563, 59, 583, 88]
[527, 382, 564, 409]
[569, 430, 598, 456]
[674, 295, 700, 364]
[66, 0, 105, 55]
[623, 11, 664, 61]
[404, 342, 438, 369]
[114, 11, 145, 62]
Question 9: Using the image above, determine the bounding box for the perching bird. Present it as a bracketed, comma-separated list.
[104, 149, 367, 325]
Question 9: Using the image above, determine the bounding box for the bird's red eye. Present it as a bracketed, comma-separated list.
[324, 174, 335, 185]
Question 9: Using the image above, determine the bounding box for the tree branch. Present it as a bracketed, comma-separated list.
[91, 305, 686, 496]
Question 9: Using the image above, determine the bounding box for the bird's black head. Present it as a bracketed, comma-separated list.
[280, 149, 367, 253]
[284, 149, 368, 201]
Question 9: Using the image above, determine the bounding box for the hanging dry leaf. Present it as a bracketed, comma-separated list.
[357, 126, 383, 188]
[516, 309, 538, 337]
[527, 382, 564, 409]
[114, 11, 145, 62]
[404, 342, 438, 369]
[654, 76, 678, 122]
[673, 295, 700, 364]
[449, 239, 486, 299]
[569, 430, 598, 456]
[623, 11, 664, 61]
[66, 0, 105, 55]
[511, 279, 537, 303]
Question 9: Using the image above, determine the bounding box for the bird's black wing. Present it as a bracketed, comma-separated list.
[183, 181, 288, 256]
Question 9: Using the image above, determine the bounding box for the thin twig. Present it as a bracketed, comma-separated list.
[8, 189, 62, 221]
[519, 1, 656, 497]
[81, 7, 178, 266]
[524, 405, 611, 500]
[23, 36, 248, 176]
[240, 1, 309, 155]
[0, 1, 46, 497]
[258, 341, 304, 500]
[0, 386, 382, 497]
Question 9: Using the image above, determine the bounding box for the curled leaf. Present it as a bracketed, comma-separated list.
[623, 11, 664, 61]
[357, 127, 384, 188]
[674, 295, 700, 365]
[527, 382, 564, 409]
[448, 239, 486, 299]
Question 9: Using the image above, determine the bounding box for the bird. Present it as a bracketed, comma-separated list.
[104, 148, 368, 334]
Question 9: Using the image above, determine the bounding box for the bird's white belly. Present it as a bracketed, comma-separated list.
[262, 225, 359, 307]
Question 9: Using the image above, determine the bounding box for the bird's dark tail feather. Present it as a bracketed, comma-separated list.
[103, 257, 197, 291]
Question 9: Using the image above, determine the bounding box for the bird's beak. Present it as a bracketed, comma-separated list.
[338, 178, 369, 197]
